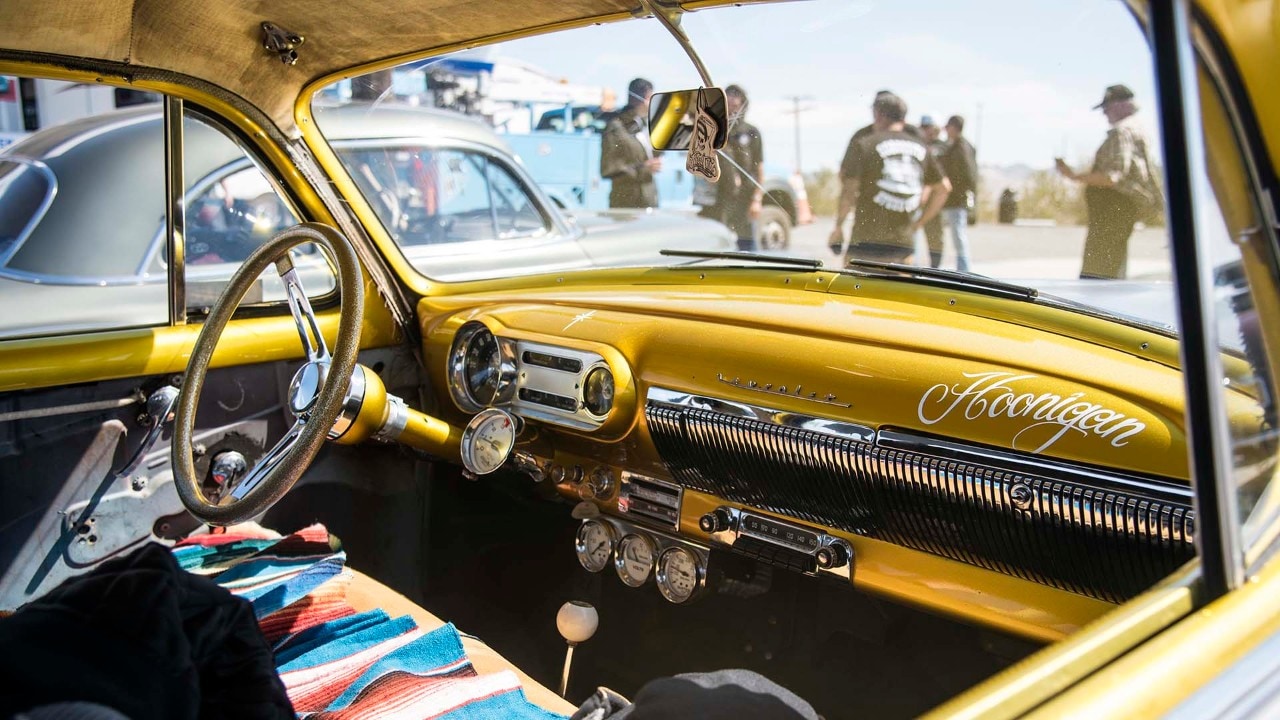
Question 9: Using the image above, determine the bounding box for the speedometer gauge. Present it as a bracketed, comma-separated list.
[614, 534, 656, 587]
[656, 546, 704, 604]
[575, 520, 615, 572]
[460, 408, 518, 475]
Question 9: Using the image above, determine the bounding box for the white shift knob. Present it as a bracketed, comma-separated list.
[556, 600, 599, 644]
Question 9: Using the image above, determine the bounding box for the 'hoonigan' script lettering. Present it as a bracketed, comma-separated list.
[917, 371, 1147, 454]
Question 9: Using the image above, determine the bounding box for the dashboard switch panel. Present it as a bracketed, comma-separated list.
[618, 473, 682, 530]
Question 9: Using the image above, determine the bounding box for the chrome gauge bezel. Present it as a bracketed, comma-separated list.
[448, 322, 517, 412]
[580, 361, 615, 420]
[459, 407, 518, 476]
[614, 533, 656, 587]
[575, 520, 616, 573]
[656, 545, 706, 604]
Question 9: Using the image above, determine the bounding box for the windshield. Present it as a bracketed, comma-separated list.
[312, 0, 1247, 333]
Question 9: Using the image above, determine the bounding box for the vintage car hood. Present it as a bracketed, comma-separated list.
[422, 271, 1267, 483]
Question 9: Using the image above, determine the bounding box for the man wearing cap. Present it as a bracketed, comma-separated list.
[1056, 84, 1162, 279]
[601, 77, 662, 208]
[829, 93, 950, 265]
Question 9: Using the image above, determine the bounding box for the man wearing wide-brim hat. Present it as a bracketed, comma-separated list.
[1055, 84, 1163, 279]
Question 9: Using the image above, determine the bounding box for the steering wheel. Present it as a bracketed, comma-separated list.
[173, 223, 364, 525]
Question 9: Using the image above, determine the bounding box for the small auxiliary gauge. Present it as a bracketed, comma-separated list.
[575, 520, 615, 572]
[614, 533, 656, 587]
[656, 546, 704, 604]
[460, 407, 519, 476]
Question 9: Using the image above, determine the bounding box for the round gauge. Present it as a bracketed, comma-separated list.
[614, 534, 656, 587]
[459, 408, 518, 475]
[656, 546, 704, 604]
[575, 520, 615, 573]
[463, 327, 502, 406]
[582, 365, 615, 417]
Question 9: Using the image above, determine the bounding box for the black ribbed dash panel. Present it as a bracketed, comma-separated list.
[646, 402, 1195, 603]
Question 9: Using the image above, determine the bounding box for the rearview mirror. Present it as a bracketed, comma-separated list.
[648, 88, 727, 152]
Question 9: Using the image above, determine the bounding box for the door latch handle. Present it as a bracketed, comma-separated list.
[115, 385, 180, 480]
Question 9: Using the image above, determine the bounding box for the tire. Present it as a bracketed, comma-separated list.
[757, 205, 791, 251]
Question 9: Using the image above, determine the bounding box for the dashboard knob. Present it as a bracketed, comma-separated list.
[698, 508, 734, 533]
[815, 542, 851, 570]
[579, 466, 614, 501]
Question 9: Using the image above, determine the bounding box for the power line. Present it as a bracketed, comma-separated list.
[782, 95, 815, 174]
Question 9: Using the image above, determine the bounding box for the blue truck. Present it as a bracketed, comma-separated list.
[503, 104, 804, 249]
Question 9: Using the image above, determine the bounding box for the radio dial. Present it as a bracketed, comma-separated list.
[698, 508, 734, 534]
[815, 541, 851, 570]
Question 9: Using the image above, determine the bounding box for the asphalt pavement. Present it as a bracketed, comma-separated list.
[788, 217, 1172, 280]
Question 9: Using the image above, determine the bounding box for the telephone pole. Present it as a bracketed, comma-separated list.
[783, 95, 815, 174]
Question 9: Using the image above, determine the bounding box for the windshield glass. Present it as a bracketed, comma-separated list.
[309, 0, 1253, 333]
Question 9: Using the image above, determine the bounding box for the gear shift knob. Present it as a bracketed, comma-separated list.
[557, 600, 599, 644]
[557, 600, 598, 698]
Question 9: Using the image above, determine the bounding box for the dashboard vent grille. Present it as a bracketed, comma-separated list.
[646, 396, 1195, 603]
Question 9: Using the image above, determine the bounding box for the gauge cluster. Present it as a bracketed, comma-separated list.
[448, 321, 620, 431]
[574, 516, 709, 604]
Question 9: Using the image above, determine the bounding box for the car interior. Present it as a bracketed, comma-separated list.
[3, 0, 1280, 718]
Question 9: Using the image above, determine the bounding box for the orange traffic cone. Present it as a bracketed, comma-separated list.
[790, 171, 813, 225]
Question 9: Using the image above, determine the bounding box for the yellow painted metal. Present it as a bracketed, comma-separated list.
[330, 364, 391, 445]
[1195, 0, 1280, 172]
[418, 275, 1207, 479]
[397, 410, 464, 458]
[678, 490, 1112, 643]
[0, 296, 397, 393]
[1023, 550, 1280, 718]
[925, 567, 1196, 719]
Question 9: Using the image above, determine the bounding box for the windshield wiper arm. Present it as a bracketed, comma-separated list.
[840, 260, 1039, 300]
[660, 249, 824, 269]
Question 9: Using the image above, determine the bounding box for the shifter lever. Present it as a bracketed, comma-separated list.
[556, 600, 599, 699]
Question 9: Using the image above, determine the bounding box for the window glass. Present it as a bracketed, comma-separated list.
[336, 144, 551, 248]
[179, 111, 335, 312]
[0, 77, 333, 339]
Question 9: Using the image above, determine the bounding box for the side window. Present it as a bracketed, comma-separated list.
[487, 161, 549, 238]
[180, 111, 335, 311]
[0, 77, 333, 339]
[435, 150, 496, 242]
[337, 144, 551, 247]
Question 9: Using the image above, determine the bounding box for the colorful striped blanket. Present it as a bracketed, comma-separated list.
[172, 525, 567, 720]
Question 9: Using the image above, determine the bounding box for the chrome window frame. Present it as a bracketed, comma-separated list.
[0, 156, 58, 269]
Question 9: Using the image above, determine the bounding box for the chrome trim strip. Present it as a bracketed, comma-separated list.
[164, 96, 187, 326]
[876, 430, 1193, 504]
[0, 157, 57, 268]
[328, 365, 366, 440]
[374, 395, 409, 442]
[647, 387, 874, 444]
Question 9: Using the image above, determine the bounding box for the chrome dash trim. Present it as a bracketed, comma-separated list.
[164, 96, 187, 326]
[647, 387, 874, 443]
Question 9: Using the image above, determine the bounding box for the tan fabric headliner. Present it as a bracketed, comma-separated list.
[0, 0, 636, 135]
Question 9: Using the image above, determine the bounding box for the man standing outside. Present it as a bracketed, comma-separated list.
[702, 84, 764, 251]
[601, 78, 662, 208]
[940, 115, 978, 272]
[918, 115, 947, 268]
[829, 93, 950, 265]
[1055, 84, 1161, 279]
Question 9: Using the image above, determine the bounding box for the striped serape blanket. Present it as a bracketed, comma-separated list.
[173, 524, 567, 720]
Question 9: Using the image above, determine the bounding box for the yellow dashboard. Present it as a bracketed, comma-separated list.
[415, 269, 1239, 642]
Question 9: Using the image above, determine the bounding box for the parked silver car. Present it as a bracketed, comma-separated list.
[0, 104, 731, 338]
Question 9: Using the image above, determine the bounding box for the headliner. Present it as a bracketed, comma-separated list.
[0, 0, 637, 135]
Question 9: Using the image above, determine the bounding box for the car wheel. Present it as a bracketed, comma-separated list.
[758, 205, 791, 250]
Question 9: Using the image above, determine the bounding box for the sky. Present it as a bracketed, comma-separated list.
[465, 0, 1161, 172]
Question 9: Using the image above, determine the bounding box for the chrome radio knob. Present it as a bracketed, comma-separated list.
[815, 541, 851, 570]
[698, 508, 734, 534]
[578, 466, 615, 501]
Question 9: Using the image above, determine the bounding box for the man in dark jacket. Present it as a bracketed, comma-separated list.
[940, 115, 978, 272]
[601, 78, 662, 208]
[829, 93, 950, 265]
